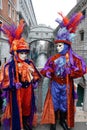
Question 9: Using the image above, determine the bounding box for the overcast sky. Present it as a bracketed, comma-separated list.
[32, 0, 77, 29]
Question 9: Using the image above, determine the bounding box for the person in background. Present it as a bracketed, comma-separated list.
[0, 20, 41, 130]
[40, 12, 86, 130]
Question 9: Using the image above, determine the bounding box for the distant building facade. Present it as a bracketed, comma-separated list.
[0, 0, 18, 65]
[17, 0, 37, 41]
[54, 0, 87, 63]
[68, 0, 87, 63]
[0, 0, 37, 66]
[67, 0, 87, 108]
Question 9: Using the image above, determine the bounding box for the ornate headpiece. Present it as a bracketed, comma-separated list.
[0, 19, 29, 53]
[54, 12, 83, 45]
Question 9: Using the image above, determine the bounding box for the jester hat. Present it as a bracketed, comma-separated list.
[0, 19, 29, 54]
[54, 12, 83, 45]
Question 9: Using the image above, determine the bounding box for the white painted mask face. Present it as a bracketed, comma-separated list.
[18, 52, 27, 61]
[56, 43, 64, 53]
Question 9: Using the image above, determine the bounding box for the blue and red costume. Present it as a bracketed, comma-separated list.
[40, 12, 86, 130]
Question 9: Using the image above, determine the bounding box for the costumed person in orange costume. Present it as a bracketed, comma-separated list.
[0, 20, 41, 130]
[40, 12, 86, 130]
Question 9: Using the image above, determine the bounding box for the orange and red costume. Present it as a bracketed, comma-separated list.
[0, 20, 41, 130]
[0, 58, 41, 130]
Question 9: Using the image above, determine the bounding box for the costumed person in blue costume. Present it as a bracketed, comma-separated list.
[0, 20, 41, 130]
[40, 12, 86, 130]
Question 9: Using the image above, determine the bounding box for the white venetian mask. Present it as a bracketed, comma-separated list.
[18, 52, 27, 61]
[56, 43, 64, 53]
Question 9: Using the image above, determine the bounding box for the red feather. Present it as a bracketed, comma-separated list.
[15, 19, 25, 39]
[58, 12, 69, 26]
[0, 19, 25, 46]
[67, 12, 83, 33]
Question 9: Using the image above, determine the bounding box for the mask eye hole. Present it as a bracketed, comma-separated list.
[59, 45, 62, 47]
[20, 52, 27, 54]
[20, 52, 24, 54]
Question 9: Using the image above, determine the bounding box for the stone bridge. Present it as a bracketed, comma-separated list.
[28, 24, 55, 43]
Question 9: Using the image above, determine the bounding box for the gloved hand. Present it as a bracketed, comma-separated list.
[15, 82, 22, 89]
[33, 81, 38, 89]
[46, 71, 52, 78]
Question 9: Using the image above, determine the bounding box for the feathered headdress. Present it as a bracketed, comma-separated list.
[0, 19, 29, 53]
[54, 12, 83, 45]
